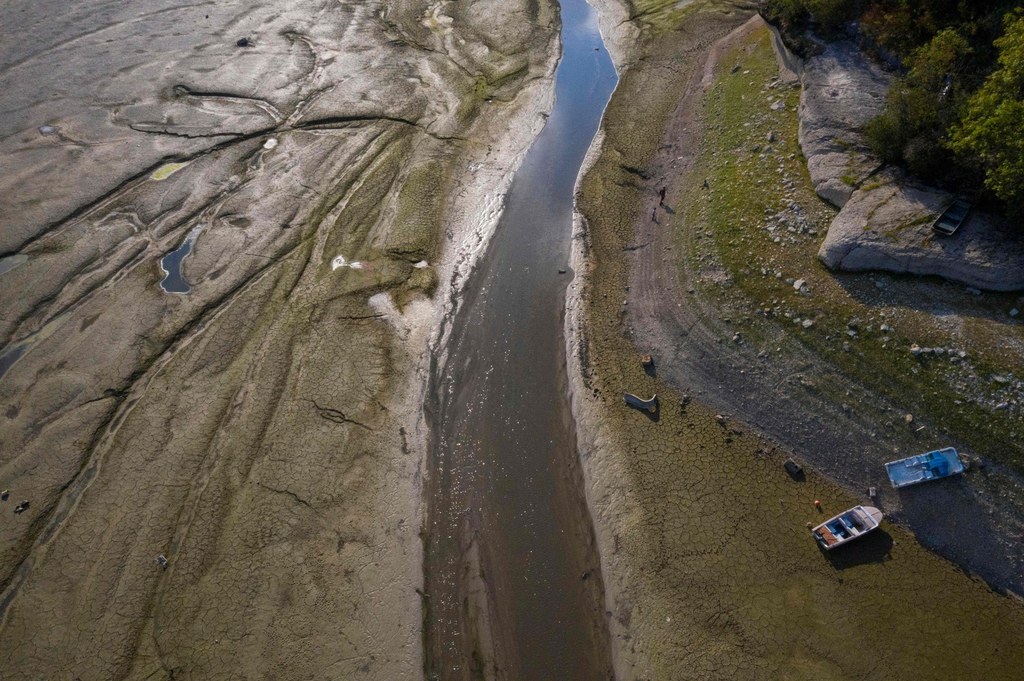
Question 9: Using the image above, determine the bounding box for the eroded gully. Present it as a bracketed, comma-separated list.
[423, 0, 618, 679]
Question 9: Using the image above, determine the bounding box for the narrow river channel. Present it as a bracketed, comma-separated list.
[424, 0, 618, 679]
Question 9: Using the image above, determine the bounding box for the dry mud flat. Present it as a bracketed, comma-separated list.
[570, 1, 1024, 679]
[0, 1, 561, 678]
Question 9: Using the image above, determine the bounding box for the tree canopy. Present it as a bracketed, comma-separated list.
[761, 0, 1024, 215]
[948, 10, 1024, 208]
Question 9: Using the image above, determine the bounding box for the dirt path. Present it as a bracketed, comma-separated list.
[623, 15, 1024, 596]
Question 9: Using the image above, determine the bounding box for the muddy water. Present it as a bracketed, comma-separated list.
[424, 0, 617, 679]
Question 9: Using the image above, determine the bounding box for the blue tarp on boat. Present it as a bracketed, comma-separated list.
[885, 447, 964, 488]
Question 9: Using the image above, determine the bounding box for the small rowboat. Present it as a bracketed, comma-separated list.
[884, 447, 964, 488]
[624, 393, 658, 413]
[811, 505, 882, 550]
[932, 198, 970, 236]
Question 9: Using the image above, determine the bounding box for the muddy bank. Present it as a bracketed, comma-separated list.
[569, 2, 1024, 678]
[0, 1, 561, 678]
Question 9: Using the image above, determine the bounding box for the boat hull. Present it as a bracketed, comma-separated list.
[885, 447, 964, 488]
[811, 505, 883, 550]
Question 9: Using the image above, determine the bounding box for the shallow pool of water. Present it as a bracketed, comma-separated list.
[159, 228, 200, 294]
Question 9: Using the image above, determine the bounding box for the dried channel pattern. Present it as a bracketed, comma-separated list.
[0, 0, 561, 677]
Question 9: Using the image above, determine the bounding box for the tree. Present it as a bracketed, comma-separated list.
[866, 28, 972, 179]
[948, 10, 1024, 209]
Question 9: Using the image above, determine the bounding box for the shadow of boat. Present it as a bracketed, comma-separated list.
[624, 393, 659, 421]
[818, 527, 894, 570]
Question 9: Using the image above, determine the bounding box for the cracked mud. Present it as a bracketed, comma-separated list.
[570, 2, 1024, 678]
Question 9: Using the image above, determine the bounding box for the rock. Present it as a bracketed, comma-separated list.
[770, 99, 785, 111]
[904, 413, 914, 424]
[731, 64, 742, 74]
[802, 318, 814, 328]
[1011, 308, 1020, 317]
[236, 37, 251, 47]
[767, 130, 777, 143]
[910, 343, 922, 356]
[798, 41, 890, 207]
[817, 169, 1024, 291]
[38, 125, 57, 135]
[155, 554, 169, 570]
[996, 402, 1009, 410]
[880, 323, 892, 333]
[793, 278, 805, 291]
[751, 144, 762, 153]
[965, 286, 983, 296]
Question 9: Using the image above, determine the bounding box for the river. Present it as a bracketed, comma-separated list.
[424, 0, 618, 679]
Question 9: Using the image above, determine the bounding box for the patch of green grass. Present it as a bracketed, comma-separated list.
[680, 28, 1024, 471]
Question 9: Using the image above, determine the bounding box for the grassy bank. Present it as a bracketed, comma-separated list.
[681, 29, 1024, 472]
[575, 9, 1024, 679]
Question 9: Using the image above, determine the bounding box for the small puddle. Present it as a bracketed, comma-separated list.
[0, 343, 28, 381]
[159, 229, 200, 294]
[0, 255, 29, 277]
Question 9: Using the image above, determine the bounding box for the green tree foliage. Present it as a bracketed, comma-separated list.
[865, 29, 972, 180]
[948, 10, 1024, 208]
[762, 0, 1024, 212]
[761, 0, 864, 38]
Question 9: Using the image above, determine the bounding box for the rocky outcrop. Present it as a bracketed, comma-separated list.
[767, 29, 1024, 291]
[798, 40, 890, 207]
[818, 170, 1024, 291]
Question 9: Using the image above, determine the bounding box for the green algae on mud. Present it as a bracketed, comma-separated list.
[573, 6, 1024, 679]
[682, 29, 1024, 473]
[150, 162, 189, 181]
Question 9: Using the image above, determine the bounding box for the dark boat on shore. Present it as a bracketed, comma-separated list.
[932, 198, 971, 236]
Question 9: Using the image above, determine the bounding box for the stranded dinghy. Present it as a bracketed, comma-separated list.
[811, 505, 883, 550]
[885, 447, 964, 489]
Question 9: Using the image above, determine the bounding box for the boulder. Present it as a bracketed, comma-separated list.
[798, 41, 890, 207]
[818, 170, 1024, 291]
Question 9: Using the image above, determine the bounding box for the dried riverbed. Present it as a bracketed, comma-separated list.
[0, 1, 562, 678]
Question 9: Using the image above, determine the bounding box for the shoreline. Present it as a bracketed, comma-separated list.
[567, 2, 1024, 678]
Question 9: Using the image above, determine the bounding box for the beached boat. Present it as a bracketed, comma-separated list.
[811, 505, 883, 550]
[932, 197, 971, 235]
[623, 393, 658, 413]
[885, 447, 964, 488]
